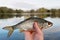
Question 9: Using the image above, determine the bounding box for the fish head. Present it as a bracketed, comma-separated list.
[35, 19, 53, 29]
[41, 21, 53, 29]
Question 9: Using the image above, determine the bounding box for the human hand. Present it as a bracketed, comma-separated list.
[24, 22, 44, 40]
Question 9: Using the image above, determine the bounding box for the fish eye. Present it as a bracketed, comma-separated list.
[48, 22, 52, 27]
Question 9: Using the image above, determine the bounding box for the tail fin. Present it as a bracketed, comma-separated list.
[3, 26, 14, 37]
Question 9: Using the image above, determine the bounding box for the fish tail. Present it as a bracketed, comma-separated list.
[3, 26, 14, 37]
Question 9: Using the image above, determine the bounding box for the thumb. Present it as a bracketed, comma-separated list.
[33, 22, 42, 33]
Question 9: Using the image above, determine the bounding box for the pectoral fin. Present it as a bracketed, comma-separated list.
[19, 29, 24, 32]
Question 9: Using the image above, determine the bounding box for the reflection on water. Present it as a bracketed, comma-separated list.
[0, 16, 60, 40]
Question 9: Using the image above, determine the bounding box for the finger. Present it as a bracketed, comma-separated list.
[33, 22, 42, 33]
[33, 22, 40, 31]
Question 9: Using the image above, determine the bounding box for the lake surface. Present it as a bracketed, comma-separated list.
[0, 16, 60, 40]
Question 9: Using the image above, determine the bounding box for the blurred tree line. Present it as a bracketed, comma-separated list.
[0, 7, 24, 13]
[0, 7, 24, 18]
[0, 7, 60, 18]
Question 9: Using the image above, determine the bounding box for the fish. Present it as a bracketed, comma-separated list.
[2, 16, 53, 37]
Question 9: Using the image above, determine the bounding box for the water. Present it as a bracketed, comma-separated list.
[0, 16, 60, 40]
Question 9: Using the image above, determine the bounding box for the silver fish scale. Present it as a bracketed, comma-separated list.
[20, 20, 34, 30]
[15, 20, 33, 30]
